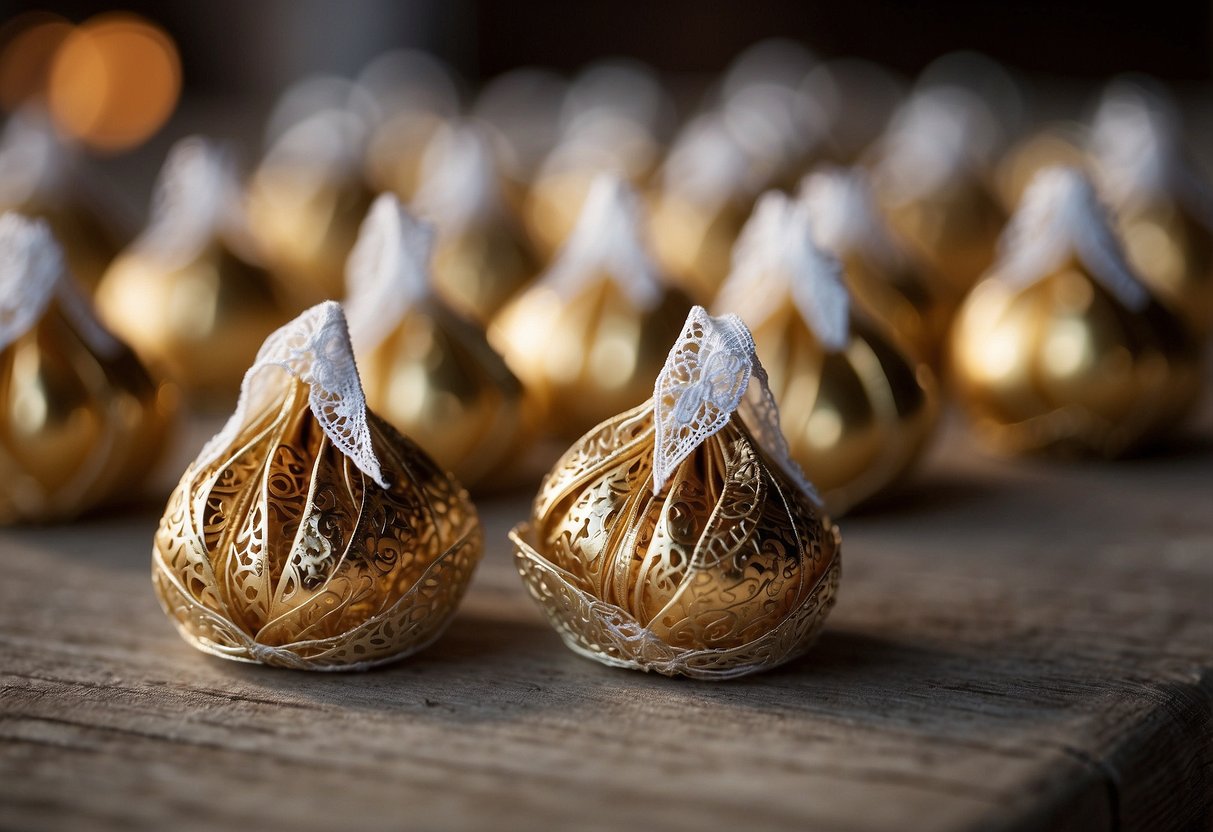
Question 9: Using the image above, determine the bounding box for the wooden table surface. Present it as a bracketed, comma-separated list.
[1, 405, 1211, 832]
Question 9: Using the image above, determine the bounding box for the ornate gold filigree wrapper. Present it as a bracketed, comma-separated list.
[716, 192, 938, 516]
[346, 194, 532, 491]
[247, 114, 376, 307]
[412, 125, 538, 322]
[951, 167, 1202, 457]
[0, 214, 174, 523]
[97, 138, 286, 400]
[800, 165, 952, 363]
[153, 301, 482, 670]
[1091, 81, 1213, 338]
[493, 174, 690, 440]
[512, 307, 841, 679]
[872, 87, 1007, 298]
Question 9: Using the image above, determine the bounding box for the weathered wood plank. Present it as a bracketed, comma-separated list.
[1, 411, 1211, 832]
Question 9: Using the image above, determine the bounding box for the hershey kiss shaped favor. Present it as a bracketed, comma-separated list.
[1090, 81, 1213, 337]
[491, 174, 691, 440]
[950, 166, 1202, 456]
[346, 193, 532, 491]
[97, 138, 286, 400]
[715, 192, 938, 516]
[153, 301, 483, 670]
[412, 124, 539, 322]
[247, 111, 376, 308]
[799, 165, 952, 362]
[510, 306, 841, 679]
[0, 214, 173, 523]
[648, 114, 764, 303]
[870, 86, 1007, 298]
[0, 111, 125, 290]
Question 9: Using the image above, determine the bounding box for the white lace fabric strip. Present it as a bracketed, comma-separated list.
[343, 193, 435, 355]
[799, 165, 904, 265]
[995, 166, 1150, 311]
[136, 136, 255, 269]
[539, 173, 664, 310]
[717, 190, 850, 351]
[412, 124, 504, 235]
[1091, 81, 1213, 231]
[652, 306, 820, 504]
[0, 212, 122, 357]
[876, 86, 999, 202]
[197, 301, 387, 488]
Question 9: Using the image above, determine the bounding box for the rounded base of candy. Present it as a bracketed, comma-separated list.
[153, 522, 482, 671]
[510, 523, 842, 680]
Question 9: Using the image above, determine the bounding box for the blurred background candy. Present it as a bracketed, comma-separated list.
[346, 193, 532, 492]
[715, 191, 937, 515]
[950, 167, 1202, 456]
[96, 137, 286, 401]
[2, 0, 1210, 510]
[492, 174, 690, 440]
[0, 213, 173, 523]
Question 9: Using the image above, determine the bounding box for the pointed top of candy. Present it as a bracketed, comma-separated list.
[995, 165, 1150, 311]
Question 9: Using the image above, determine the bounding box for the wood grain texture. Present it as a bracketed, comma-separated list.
[1, 410, 1212, 832]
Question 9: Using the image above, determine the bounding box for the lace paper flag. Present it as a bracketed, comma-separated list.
[1091, 81, 1213, 231]
[197, 301, 386, 487]
[718, 191, 850, 351]
[652, 305, 819, 502]
[995, 166, 1150, 311]
[539, 173, 663, 310]
[343, 192, 435, 355]
[0, 212, 121, 357]
[136, 137, 254, 269]
[799, 165, 904, 265]
[413, 125, 504, 234]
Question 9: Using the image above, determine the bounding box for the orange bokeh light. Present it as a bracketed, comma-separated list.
[0, 12, 74, 111]
[47, 12, 181, 152]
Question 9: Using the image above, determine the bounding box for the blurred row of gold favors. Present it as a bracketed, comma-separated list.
[0, 61, 1209, 526]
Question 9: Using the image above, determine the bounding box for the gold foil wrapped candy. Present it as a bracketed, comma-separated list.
[1090, 81, 1213, 337]
[950, 167, 1202, 457]
[97, 138, 285, 400]
[359, 49, 460, 201]
[492, 174, 690, 440]
[522, 61, 670, 257]
[152, 301, 483, 670]
[346, 193, 531, 491]
[800, 165, 951, 362]
[0, 213, 172, 523]
[511, 306, 840, 679]
[247, 112, 375, 307]
[716, 192, 938, 515]
[0, 111, 124, 289]
[648, 115, 762, 303]
[412, 125, 538, 322]
[871, 86, 1007, 298]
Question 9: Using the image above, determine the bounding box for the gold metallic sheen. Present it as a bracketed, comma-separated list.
[950, 261, 1202, 456]
[246, 166, 375, 308]
[152, 378, 483, 670]
[881, 178, 1006, 299]
[512, 404, 841, 679]
[1118, 199, 1213, 338]
[0, 305, 174, 523]
[96, 242, 286, 400]
[747, 304, 938, 516]
[491, 279, 691, 440]
[358, 298, 533, 491]
[648, 193, 751, 304]
[430, 217, 539, 323]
